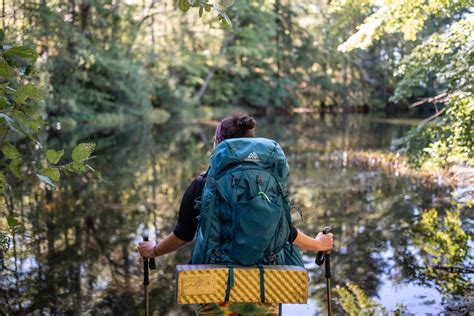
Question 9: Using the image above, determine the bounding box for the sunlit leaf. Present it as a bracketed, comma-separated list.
[178, 0, 190, 12]
[9, 159, 21, 178]
[2, 142, 20, 160]
[41, 168, 60, 182]
[46, 149, 64, 164]
[13, 83, 42, 104]
[66, 162, 87, 173]
[36, 174, 56, 189]
[71, 143, 95, 162]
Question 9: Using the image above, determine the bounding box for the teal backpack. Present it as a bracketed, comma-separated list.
[191, 137, 304, 267]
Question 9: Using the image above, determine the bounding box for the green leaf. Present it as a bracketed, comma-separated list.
[3, 46, 38, 68]
[46, 149, 64, 164]
[0, 60, 15, 82]
[41, 168, 60, 182]
[67, 162, 87, 173]
[13, 83, 42, 104]
[7, 215, 21, 228]
[6, 216, 25, 233]
[36, 174, 56, 189]
[178, 0, 190, 12]
[0, 29, 4, 42]
[0, 96, 10, 109]
[199, 6, 204, 17]
[2, 142, 20, 160]
[71, 143, 95, 162]
[9, 159, 21, 178]
[26, 117, 43, 132]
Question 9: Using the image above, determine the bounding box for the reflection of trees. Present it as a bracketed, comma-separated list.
[2, 122, 208, 314]
[334, 282, 398, 315]
[287, 147, 460, 314]
[411, 208, 472, 298]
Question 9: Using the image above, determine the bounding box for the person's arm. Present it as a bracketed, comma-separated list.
[139, 175, 205, 258]
[139, 233, 187, 258]
[293, 228, 333, 252]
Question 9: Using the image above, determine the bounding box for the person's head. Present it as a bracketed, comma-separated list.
[214, 112, 256, 148]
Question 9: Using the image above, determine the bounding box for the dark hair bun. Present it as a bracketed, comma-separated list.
[234, 114, 256, 130]
[219, 112, 256, 140]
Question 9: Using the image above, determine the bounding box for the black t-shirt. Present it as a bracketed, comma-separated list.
[173, 175, 298, 243]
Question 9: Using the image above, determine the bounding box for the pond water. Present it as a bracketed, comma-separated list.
[1, 113, 472, 315]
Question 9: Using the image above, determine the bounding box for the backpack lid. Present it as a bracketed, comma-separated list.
[209, 137, 290, 187]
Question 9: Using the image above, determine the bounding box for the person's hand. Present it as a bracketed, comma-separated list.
[315, 232, 333, 252]
[139, 240, 156, 258]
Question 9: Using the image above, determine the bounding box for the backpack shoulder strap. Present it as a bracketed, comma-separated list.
[197, 177, 218, 264]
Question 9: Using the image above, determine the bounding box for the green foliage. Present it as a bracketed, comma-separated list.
[395, 17, 473, 167]
[71, 143, 95, 162]
[401, 94, 473, 167]
[340, 1, 473, 168]
[0, 32, 96, 252]
[177, 0, 232, 26]
[49, 47, 153, 124]
[413, 208, 472, 296]
[338, 0, 471, 52]
[46, 149, 64, 164]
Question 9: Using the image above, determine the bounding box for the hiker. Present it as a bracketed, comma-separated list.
[139, 112, 333, 314]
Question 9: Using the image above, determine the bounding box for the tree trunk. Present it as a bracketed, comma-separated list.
[80, 1, 90, 36]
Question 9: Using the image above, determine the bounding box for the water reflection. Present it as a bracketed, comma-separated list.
[1, 114, 471, 314]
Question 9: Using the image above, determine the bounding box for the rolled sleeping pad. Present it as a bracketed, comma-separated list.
[176, 264, 308, 304]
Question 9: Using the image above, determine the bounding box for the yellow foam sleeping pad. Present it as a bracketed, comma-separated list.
[176, 265, 308, 305]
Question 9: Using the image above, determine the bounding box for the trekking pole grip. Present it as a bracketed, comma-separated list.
[142, 234, 150, 286]
[315, 226, 331, 266]
[142, 234, 157, 271]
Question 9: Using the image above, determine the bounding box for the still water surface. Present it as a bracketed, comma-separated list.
[1, 113, 472, 315]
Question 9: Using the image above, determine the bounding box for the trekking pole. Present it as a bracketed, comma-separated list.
[142, 233, 156, 316]
[315, 226, 332, 316]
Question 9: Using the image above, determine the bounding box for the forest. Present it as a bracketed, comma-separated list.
[1, 0, 472, 315]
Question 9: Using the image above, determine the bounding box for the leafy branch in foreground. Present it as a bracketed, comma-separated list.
[0, 30, 97, 252]
[177, 0, 233, 26]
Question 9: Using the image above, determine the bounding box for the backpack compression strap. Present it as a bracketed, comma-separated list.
[224, 265, 235, 302]
[258, 265, 265, 303]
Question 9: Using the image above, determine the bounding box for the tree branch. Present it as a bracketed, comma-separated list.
[193, 12, 240, 103]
